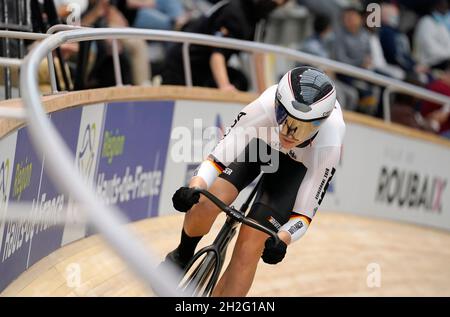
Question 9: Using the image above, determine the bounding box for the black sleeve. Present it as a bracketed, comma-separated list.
[209, 6, 248, 59]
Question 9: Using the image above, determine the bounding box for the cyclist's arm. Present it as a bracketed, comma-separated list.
[189, 86, 276, 189]
[279, 146, 341, 245]
[278, 214, 311, 245]
[190, 156, 225, 189]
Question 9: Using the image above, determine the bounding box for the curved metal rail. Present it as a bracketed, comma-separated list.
[2, 25, 450, 116]
[17, 27, 450, 296]
[14, 25, 450, 119]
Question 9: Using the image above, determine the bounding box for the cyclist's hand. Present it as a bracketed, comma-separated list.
[261, 237, 287, 265]
[172, 187, 200, 213]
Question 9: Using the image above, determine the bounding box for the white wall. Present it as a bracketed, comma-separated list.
[160, 101, 450, 230]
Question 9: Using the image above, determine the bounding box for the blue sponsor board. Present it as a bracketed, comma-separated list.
[0, 108, 82, 291]
[95, 101, 174, 222]
[0, 127, 44, 291]
[0, 101, 174, 291]
[27, 108, 82, 266]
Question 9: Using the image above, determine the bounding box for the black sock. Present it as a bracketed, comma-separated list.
[176, 229, 203, 262]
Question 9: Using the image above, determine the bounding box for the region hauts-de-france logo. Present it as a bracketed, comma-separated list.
[77, 123, 96, 179]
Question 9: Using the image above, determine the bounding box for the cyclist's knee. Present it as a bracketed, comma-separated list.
[189, 197, 220, 216]
[184, 224, 209, 237]
[184, 178, 238, 235]
[231, 249, 260, 268]
[234, 240, 265, 264]
[184, 200, 219, 236]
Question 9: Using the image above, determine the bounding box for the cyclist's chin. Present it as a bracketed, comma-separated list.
[280, 134, 300, 149]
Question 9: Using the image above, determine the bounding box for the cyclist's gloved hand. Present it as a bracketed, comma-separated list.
[261, 237, 287, 265]
[172, 187, 200, 213]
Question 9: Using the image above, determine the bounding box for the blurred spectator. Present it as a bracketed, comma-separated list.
[54, 0, 89, 21]
[162, 0, 288, 91]
[80, 0, 109, 26]
[78, 0, 150, 87]
[119, 0, 189, 31]
[301, 14, 334, 58]
[300, 14, 358, 110]
[421, 65, 450, 138]
[296, 0, 343, 28]
[334, 5, 371, 69]
[397, 0, 435, 16]
[183, 0, 216, 19]
[379, 3, 429, 81]
[113, 0, 191, 79]
[108, 4, 151, 85]
[413, 0, 450, 70]
[390, 77, 435, 132]
[367, 24, 405, 80]
[333, 5, 378, 114]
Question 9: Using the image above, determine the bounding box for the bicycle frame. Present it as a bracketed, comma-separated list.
[179, 216, 238, 296]
[179, 179, 263, 297]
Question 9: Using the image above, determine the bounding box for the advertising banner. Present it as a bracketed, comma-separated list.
[0, 131, 18, 290]
[25, 107, 82, 266]
[329, 124, 450, 230]
[0, 127, 45, 290]
[62, 103, 106, 246]
[0, 107, 83, 290]
[95, 101, 174, 221]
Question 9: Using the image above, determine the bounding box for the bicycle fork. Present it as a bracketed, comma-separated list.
[180, 217, 239, 297]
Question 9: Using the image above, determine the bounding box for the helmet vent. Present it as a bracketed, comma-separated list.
[290, 68, 333, 106]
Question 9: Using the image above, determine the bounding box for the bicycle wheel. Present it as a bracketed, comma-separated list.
[177, 214, 241, 296]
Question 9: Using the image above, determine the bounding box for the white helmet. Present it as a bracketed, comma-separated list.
[275, 66, 336, 142]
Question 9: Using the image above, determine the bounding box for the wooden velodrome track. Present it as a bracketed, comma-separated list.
[1, 211, 450, 296]
[1, 87, 450, 296]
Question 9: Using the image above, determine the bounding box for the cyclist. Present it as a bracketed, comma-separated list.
[166, 66, 346, 296]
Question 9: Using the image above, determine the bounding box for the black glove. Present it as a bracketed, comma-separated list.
[172, 187, 200, 213]
[261, 237, 287, 265]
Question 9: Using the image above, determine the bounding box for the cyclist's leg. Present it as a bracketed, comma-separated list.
[183, 178, 238, 237]
[213, 153, 308, 296]
[212, 223, 268, 297]
[164, 178, 238, 268]
[183, 139, 264, 237]
[167, 145, 261, 268]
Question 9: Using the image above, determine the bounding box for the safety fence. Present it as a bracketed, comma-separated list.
[1, 27, 450, 295]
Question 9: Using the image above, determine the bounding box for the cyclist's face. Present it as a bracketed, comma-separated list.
[278, 116, 323, 149]
[279, 132, 301, 149]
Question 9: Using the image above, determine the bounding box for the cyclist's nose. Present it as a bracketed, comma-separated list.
[281, 132, 298, 141]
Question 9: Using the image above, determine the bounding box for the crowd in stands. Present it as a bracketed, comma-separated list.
[298, 0, 450, 138]
[4, 0, 450, 139]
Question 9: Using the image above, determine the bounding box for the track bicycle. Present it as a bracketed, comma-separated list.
[177, 180, 280, 297]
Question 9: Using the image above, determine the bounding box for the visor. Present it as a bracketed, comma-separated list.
[275, 98, 326, 142]
[280, 116, 325, 142]
[275, 98, 288, 124]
